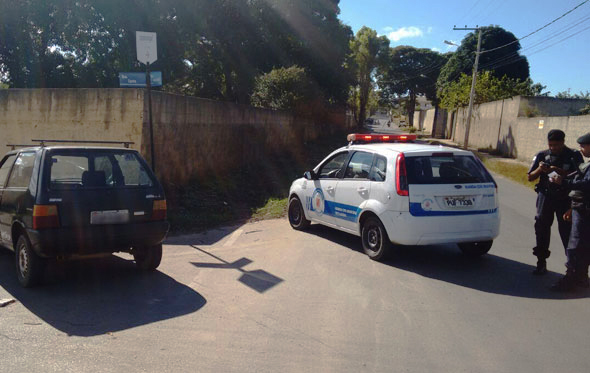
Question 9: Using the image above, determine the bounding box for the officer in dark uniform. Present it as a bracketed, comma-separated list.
[549, 132, 590, 291]
[527, 129, 584, 275]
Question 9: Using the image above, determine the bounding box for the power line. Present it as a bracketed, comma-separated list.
[480, 0, 589, 54]
[478, 15, 590, 71]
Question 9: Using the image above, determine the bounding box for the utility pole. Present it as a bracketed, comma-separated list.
[453, 26, 482, 150]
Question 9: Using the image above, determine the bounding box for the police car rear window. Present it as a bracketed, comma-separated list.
[405, 155, 493, 184]
[48, 150, 154, 189]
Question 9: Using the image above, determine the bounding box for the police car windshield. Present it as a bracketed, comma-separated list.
[405, 155, 493, 185]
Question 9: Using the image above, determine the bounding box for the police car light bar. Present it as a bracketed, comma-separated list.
[347, 133, 417, 144]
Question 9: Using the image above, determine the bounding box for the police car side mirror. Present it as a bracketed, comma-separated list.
[304, 171, 316, 180]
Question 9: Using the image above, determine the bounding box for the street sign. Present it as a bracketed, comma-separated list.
[136, 31, 157, 64]
[119, 72, 162, 87]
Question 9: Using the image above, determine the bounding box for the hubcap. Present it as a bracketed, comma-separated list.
[367, 226, 380, 250]
[290, 203, 301, 224]
[18, 245, 29, 276]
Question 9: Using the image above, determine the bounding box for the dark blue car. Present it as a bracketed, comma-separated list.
[0, 145, 169, 287]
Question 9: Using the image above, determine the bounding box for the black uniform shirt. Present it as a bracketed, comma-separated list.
[566, 162, 590, 203]
[528, 147, 584, 196]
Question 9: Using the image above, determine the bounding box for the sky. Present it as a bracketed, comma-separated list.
[339, 0, 590, 96]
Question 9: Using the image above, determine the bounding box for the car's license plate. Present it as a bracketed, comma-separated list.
[90, 210, 129, 224]
[443, 196, 476, 208]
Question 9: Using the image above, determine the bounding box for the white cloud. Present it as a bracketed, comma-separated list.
[386, 26, 424, 42]
[431, 47, 441, 52]
[383, 26, 394, 33]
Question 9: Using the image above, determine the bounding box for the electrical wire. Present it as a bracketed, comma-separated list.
[479, 0, 590, 54]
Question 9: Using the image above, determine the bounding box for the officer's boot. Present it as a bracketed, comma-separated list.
[532, 258, 547, 275]
[576, 265, 589, 288]
[551, 268, 578, 292]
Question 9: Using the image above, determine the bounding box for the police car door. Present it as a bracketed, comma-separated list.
[333, 151, 375, 232]
[307, 151, 349, 227]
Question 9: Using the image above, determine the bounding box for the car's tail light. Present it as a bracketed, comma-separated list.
[152, 199, 167, 220]
[396, 153, 409, 196]
[33, 205, 59, 229]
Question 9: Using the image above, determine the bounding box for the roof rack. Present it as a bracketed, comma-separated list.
[30, 139, 135, 148]
[6, 144, 38, 150]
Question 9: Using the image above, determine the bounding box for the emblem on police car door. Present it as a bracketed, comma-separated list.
[421, 199, 434, 211]
[311, 188, 325, 215]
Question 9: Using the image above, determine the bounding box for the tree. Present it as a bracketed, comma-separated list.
[251, 65, 321, 113]
[0, 0, 354, 109]
[348, 27, 389, 128]
[437, 26, 529, 90]
[438, 71, 540, 110]
[378, 46, 447, 127]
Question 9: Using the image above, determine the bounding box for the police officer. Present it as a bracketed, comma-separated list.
[527, 129, 583, 275]
[549, 132, 590, 291]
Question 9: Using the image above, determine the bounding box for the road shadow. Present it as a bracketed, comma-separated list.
[0, 250, 206, 336]
[165, 224, 242, 246]
[301, 224, 589, 300]
[190, 245, 283, 293]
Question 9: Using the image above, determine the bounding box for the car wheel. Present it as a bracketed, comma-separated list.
[133, 244, 163, 271]
[288, 196, 310, 231]
[361, 216, 391, 261]
[458, 240, 493, 257]
[15, 234, 45, 288]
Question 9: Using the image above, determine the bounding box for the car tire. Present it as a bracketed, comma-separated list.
[458, 240, 493, 257]
[288, 196, 310, 231]
[133, 244, 163, 271]
[361, 216, 392, 261]
[15, 234, 45, 288]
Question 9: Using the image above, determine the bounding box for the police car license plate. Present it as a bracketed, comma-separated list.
[444, 196, 476, 208]
[90, 210, 129, 224]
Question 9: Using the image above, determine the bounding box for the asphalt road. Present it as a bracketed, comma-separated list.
[1, 176, 589, 373]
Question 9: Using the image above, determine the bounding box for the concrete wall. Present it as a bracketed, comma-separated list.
[144, 92, 324, 184]
[0, 88, 343, 186]
[449, 95, 590, 162]
[0, 89, 144, 150]
[518, 96, 589, 117]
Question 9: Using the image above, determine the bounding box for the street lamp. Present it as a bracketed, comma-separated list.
[444, 40, 459, 47]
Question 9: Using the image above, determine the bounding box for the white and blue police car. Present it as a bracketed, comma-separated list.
[288, 133, 500, 261]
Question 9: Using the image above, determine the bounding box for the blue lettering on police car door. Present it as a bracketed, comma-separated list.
[307, 188, 361, 222]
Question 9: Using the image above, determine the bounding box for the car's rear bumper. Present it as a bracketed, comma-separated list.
[381, 210, 500, 246]
[27, 221, 170, 258]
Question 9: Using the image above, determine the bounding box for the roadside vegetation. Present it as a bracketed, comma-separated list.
[167, 130, 349, 234]
[476, 152, 535, 190]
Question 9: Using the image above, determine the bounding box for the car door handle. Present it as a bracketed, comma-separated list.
[357, 187, 368, 193]
[326, 186, 335, 193]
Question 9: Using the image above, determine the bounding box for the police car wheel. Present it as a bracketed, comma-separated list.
[288, 196, 310, 230]
[458, 240, 493, 257]
[361, 217, 391, 261]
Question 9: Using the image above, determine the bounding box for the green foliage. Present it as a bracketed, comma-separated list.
[251, 66, 321, 112]
[438, 71, 540, 110]
[555, 90, 590, 99]
[348, 26, 390, 126]
[378, 46, 447, 126]
[437, 26, 530, 90]
[0, 0, 353, 106]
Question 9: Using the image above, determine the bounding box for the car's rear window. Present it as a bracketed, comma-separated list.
[48, 150, 154, 189]
[405, 155, 493, 184]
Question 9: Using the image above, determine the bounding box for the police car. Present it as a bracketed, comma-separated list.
[288, 134, 500, 261]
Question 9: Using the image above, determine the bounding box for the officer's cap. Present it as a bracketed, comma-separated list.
[547, 129, 565, 141]
[577, 132, 590, 145]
